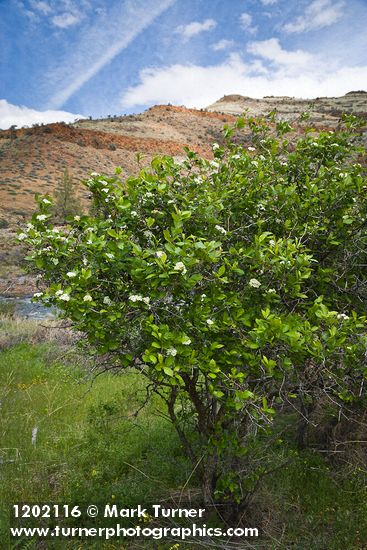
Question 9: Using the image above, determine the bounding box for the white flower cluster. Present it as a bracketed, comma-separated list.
[66, 271, 77, 278]
[249, 278, 261, 288]
[167, 348, 177, 356]
[129, 294, 150, 305]
[337, 313, 349, 320]
[215, 225, 227, 235]
[103, 296, 112, 306]
[174, 262, 187, 275]
[55, 289, 70, 301]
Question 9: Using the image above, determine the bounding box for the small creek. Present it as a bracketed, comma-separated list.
[0, 295, 56, 319]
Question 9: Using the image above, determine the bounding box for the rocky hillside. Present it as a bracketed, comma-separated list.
[1, 92, 366, 224]
[0, 92, 366, 296]
[207, 91, 367, 124]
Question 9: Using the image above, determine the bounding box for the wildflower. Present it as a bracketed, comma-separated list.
[102, 188, 109, 193]
[42, 198, 52, 204]
[58, 293, 70, 301]
[248, 146, 256, 151]
[91, 172, 99, 177]
[129, 294, 143, 302]
[337, 313, 349, 320]
[103, 296, 112, 305]
[74, 215, 81, 221]
[174, 262, 187, 274]
[143, 297, 150, 305]
[131, 210, 138, 217]
[145, 192, 153, 198]
[167, 348, 177, 356]
[27, 223, 34, 229]
[267, 288, 276, 294]
[66, 271, 77, 278]
[212, 143, 220, 150]
[215, 225, 227, 235]
[210, 160, 220, 169]
[33, 292, 43, 298]
[52, 258, 59, 265]
[55, 290, 64, 296]
[156, 250, 165, 258]
[249, 278, 261, 288]
[83, 294, 93, 302]
[36, 214, 47, 221]
[182, 337, 191, 345]
[17, 233, 27, 241]
[106, 253, 114, 260]
[206, 319, 214, 325]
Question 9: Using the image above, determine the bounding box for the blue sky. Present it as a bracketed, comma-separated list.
[1, 0, 367, 128]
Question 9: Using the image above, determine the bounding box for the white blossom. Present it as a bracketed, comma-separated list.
[55, 290, 64, 296]
[106, 253, 114, 260]
[129, 294, 143, 302]
[182, 337, 191, 345]
[156, 250, 165, 258]
[17, 233, 27, 241]
[103, 296, 112, 305]
[58, 293, 70, 301]
[267, 288, 276, 294]
[212, 143, 220, 150]
[33, 292, 43, 298]
[143, 297, 150, 305]
[210, 160, 220, 169]
[337, 313, 349, 320]
[102, 188, 109, 193]
[66, 271, 77, 278]
[249, 278, 261, 288]
[27, 223, 34, 229]
[131, 210, 138, 217]
[42, 198, 52, 204]
[36, 214, 47, 221]
[248, 146, 256, 151]
[83, 294, 93, 302]
[52, 258, 59, 265]
[206, 319, 214, 325]
[174, 261, 187, 274]
[167, 348, 177, 356]
[74, 215, 81, 221]
[215, 224, 227, 235]
[91, 172, 99, 177]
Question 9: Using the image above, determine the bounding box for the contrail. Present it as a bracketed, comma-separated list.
[48, 0, 175, 109]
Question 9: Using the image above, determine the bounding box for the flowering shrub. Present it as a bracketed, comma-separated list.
[21, 115, 367, 518]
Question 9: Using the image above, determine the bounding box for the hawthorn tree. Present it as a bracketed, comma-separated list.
[20, 115, 367, 520]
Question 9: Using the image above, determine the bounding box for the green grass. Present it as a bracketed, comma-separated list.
[1, 318, 367, 549]
[0, 329, 190, 549]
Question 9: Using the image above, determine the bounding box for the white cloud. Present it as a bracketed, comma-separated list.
[119, 46, 367, 109]
[240, 13, 257, 34]
[175, 19, 217, 40]
[29, 1, 52, 15]
[212, 39, 235, 51]
[283, 0, 345, 33]
[260, 0, 278, 5]
[51, 12, 81, 28]
[0, 99, 83, 129]
[248, 38, 314, 70]
[48, 0, 175, 109]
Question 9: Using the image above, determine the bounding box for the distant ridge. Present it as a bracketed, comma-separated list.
[207, 92, 367, 123]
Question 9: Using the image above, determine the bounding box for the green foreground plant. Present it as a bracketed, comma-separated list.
[20, 114, 367, 521]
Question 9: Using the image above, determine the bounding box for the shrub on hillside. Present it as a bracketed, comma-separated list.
[20, 114, 367, 521]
